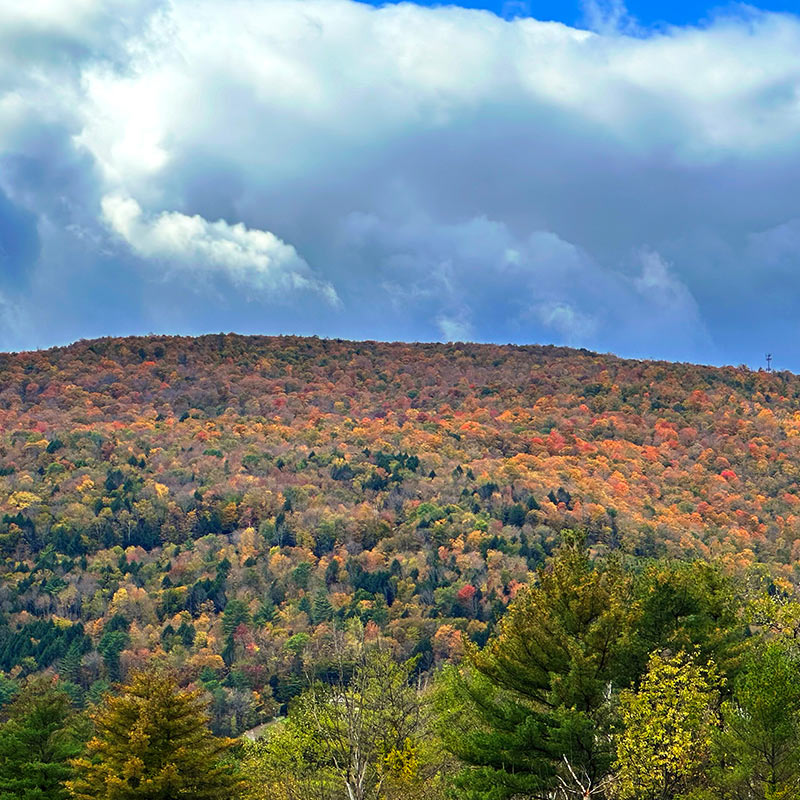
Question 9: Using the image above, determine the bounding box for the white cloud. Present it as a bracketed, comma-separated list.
[535, 302, 598, 342]
[437, 313, 474, 342]
[634, 250, 699, 314]
[69, 0, 800, 197]
[579, 0, 636, 34]
[101, 193, 339, 303]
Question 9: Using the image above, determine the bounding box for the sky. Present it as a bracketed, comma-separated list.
[362, 0, 800, 26]
[3, 1, 800, 369]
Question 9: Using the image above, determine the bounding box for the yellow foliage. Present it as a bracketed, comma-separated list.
[7, 490, 42, 509]
[76, 476, 95, 493]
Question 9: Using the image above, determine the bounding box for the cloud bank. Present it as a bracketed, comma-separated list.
[1, 0, 800, 366]
[101, 194, 338, 303]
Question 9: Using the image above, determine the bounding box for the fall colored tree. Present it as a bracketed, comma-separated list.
[67, 668, 242, 800]
[3, 333, 800, 745]
[614, 651, 720, 800]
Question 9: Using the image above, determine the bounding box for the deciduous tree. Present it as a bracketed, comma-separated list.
[614, 651, 720, 800]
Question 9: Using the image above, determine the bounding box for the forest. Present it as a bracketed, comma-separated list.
[2, 333, 800, 798]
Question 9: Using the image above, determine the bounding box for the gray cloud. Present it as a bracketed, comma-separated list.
[0, 188, 40, 285]
[1, 0, 800, 366]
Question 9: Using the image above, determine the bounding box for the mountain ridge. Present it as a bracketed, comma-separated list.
[0, 331, 797, 734]
[0, 332, 765, 374]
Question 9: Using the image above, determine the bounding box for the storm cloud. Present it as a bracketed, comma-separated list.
[1, 0, 800, 366]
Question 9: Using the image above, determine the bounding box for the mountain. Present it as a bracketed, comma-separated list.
[0, 333, 796, 733]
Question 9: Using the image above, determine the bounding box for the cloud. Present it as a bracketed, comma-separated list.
[101, 193, 339, 303]
[331, 211, 707, 358]
[438, 314, 474, 342]
[579, 0, 637, 34]
[2, 0, 800, 365]
[634, 250, 699, 316]
[535, 302, 598, 342]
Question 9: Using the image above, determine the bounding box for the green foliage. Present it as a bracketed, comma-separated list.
[714, 642, 800, 799]
[0, 673, 17, 709]
[311, 591, 334, 623]
[97, 629, 128, 682]
[0, 621, 90, 673]
[248, 642, 441, 800]
[438, 538, 639, 798]
[0, 678, 88, 800]
[632, 561, 747, 682]
[242, 716, 334, 800]
[222, 599, 251, 638]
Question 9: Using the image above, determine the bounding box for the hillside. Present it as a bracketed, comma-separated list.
[0, 334, 798, 733]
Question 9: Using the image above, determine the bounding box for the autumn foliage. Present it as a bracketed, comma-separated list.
[0, 333, 798, 734]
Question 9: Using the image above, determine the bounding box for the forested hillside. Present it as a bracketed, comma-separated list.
[0, 333, 798, 735]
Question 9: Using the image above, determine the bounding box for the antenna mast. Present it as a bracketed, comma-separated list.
[766, 353, 773, 373]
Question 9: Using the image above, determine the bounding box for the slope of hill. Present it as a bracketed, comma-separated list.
[0, 334, 797, 732]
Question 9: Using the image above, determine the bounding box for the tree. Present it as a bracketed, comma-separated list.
[0, 677, 87, 800]
[67, 668, 242, 800]
[631, 561, 746, 683]
[713, 642, 800, 799]
[312, 591, 334, 623]
[437, 537, 639, 799]
[242, 721, 335, 800]
[300, 645, 425, 800]
[614, 651, 720, 800]
[248, 639, 435, 800]
[97, 629, 129, 682]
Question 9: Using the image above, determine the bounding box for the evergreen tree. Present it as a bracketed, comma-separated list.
[714, 642, 800, 799]
[221, 599, 251, 638]
[59, 642, 84, 686]
[312, 591, 334, 623]
[436, 536, 639, 798]
[97, 629, 128, 682]
[0, 677, 87, 800]
[0, 674, 16, 709]
[67, 668, 243, 800]
[631, 560, 747, 683]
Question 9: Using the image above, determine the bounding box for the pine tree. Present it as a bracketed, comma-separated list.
[59, 641, 84, 685]
[312, 591, 334, 623]
[0, 677, 87, 800]
[714, 642, 800, 799]
[67, 668, 243, 800]
[436, 536, 639, 799]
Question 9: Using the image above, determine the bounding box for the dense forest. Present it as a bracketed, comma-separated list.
[3, 334, 800, 798]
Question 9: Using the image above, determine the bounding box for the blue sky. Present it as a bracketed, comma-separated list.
[3, 0, 800, 369]
[359, 0, 800, 26]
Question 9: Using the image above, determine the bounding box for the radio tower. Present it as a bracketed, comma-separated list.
[766, 353, 773, 373]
